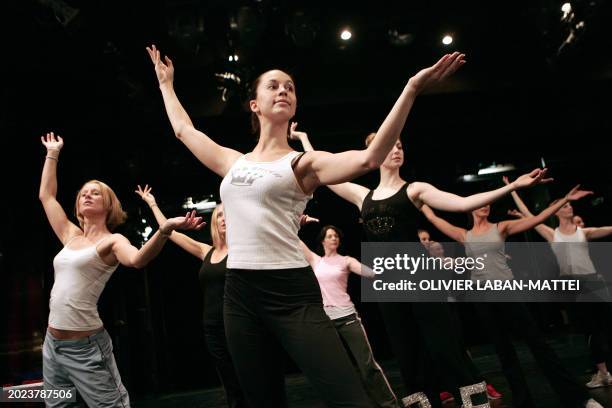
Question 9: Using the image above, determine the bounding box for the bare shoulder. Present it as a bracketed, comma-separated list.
[406, 181, 427, 206]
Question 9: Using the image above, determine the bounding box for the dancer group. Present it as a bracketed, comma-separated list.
[36, 45, 610, 408]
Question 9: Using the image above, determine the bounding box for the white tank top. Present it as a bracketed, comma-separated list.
[219, 151, 312, 269]
[49, 236, 118, 330]
[551, 227, 597, 276]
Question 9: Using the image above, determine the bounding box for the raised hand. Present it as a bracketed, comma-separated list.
[41, 132, 64, 152]
[407, 52, 466, 94]
[299, 214, 320, 226]
[161, 210, 205, 234]
[135, 184, 157, 207]
[289, 122, 307, 141]
[512, 168, 554, 189]
[507, 209, 525, 219]
[146, 44, 174, 86]
[565, 185, 593, 202]
[502, 175, 511, 185]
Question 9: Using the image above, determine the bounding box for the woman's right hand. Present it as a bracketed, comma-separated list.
[135, 184, 158, 207]
[41, 131, 63, 152]
[146, 44, 174, 86]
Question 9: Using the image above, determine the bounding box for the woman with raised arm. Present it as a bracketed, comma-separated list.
[505, 176, 612, 390]
[299, 225, 399, 408]
[147, 42, 466, 407]
[292, 124, 550, 407]
[420, 184, 602, 408]
[135, 185, 245, 408]
[39, 133, 203, 408]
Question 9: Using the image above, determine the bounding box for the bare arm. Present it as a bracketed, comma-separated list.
[296, 53, 466, 192]
[583, 226, 612, 240]
[112, 211, 205, 269]
[147, 45, 242, 177]
[298, 240, 319, 268]
[290, 123, 369, 209]
[421, 205, 468, 243]
[500, 186, 592, 239]
[502, 176, 556, 242]
[136, 185, 211, 260]
[409, 168, 553, 213]
[39, 133, 83, 244]
[346, 256, 376, 278]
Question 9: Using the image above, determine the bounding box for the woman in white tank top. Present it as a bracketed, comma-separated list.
[508, 178, 612, 390]
[40, 133, 203, 407]
[145, 44, 468, 408]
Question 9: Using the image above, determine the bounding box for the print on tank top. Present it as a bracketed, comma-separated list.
[229, 166, 282, 186]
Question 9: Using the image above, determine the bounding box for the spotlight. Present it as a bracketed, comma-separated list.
[340, 29, 352, 41]
[442, 35, 453, 45]
[183, 197, 217, 213]
[477, 163, 516, 175]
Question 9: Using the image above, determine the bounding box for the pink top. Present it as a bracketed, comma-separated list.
[312, 254, 353, 308]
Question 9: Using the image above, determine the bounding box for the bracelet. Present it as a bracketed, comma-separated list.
[159, 228, 172, 237]
[46, 155, 58, 161]
[150, 204, 158, 208]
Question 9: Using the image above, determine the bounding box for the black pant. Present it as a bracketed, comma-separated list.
[224, 267, 372, 408]
[474, 302, 589, 408]
[565, 302, 612, 367]
[378, 302, 485, 408]
[333, 313, 399, 408]
[204, 321, 247, 408]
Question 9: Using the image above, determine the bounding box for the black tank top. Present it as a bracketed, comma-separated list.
[198, 249, 227, 324]
[360, 182, 421, 242]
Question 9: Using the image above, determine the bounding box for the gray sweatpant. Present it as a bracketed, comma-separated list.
[43, 328, 130, 408]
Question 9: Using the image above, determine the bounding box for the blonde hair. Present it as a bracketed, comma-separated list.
[74, 180, 127, 231]
[364, 132, 376, 147]
[210, 204, 225, 248]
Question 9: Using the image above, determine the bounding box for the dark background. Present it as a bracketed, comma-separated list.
[2, 0, 612, 397]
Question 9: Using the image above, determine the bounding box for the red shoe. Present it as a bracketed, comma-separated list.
[439, 391, 454, 402]
[486, 383, 502, 400]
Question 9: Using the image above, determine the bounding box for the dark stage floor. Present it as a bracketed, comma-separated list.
[132, 334, 612, 407]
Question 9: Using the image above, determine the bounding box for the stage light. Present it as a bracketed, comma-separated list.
[561, 3, 572, 14]
[340, 29, 352, 41]
[477, 164, 516, 175]
[442, 35, 453, 45]
[183, 197, 217, 213]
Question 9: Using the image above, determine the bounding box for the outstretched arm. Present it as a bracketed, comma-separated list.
[112, 211, 205, 269]
[583, 226, 612, 240]
[346, 256, 376, 278]
[290, 123, 369, 209]
[39, 132, 82, 244]
[296, 53, 466, 193]
[146, 45, 242, 177]
[408, 168, 553, 213]
[136, 185, 212, 260]
[499, 185, 592, 238]
[421, 205, 468, 243]
[502, 175, 555, 241]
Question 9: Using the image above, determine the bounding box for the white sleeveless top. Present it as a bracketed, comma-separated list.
[551, 227, 597, 276]
[219, 151, 312, 269]
[49, 236, 118, 330]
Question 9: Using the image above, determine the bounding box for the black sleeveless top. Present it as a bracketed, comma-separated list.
[198, 249, 228, 324]
[360, 182, 422, 242]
